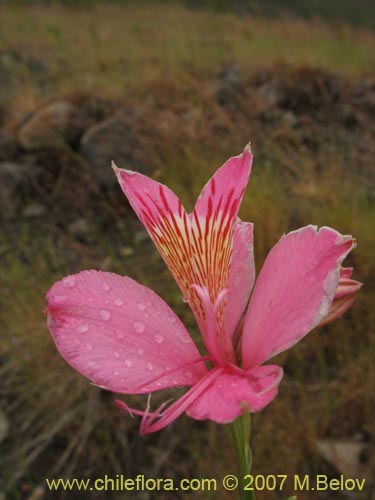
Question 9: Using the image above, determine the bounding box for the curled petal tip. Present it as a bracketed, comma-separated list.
[245, 142, 252, 155]
[318, 272, 362, 328]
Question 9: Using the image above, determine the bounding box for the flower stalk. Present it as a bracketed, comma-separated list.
[232, 413, 255, 500]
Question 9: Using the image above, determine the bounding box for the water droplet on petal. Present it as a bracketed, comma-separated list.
[86, 343, 93, 351]
[113, 370, 120, 377]
[137, 302, 146, 310]
[54, 294, 67, 304]
[133, 321, 145, 333]
[114, 298, 124, 306]
[125, 359, 132, 368]
[114, 351, 120, 358]
[100, 309, 111, 320]
[102, 282, 111, 292]
[116, 330, 124, 339]
[76, 324, 89, 334]
[154, 334, 164, 344]
[168, 316, 176, 324]
[184, 370, 193, 379]
[63, 276, 76, 288]
[137, 347, 144, 355]
[146, 362, 153, 371]
[178, 333, 190, 343]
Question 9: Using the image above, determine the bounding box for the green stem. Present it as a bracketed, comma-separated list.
[231, 412, 255, 500]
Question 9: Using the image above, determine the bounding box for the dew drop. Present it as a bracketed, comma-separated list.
[125, 359, 132, 368]
[62, 276, 76, 288]
[137, 302, 146, 310]
[154, 334, 164, 344]
[102, 282, 111, 292]
[146, 362, 154, 371]
[54, 294, 67, 304]
[100, 309, 111, 320]
[113, 370, 120, 377]
[76, 324, 89, 334]
[116, 330, 125, 339]
[133, 321, 145, 333]
[179, 334, 190, 343]
[137, 347, 144, 355]
[86, 343, 93, 351]
[168, 316, 176, 324]
[114, 351, 120, 359]
[114, 298, 124, 306]
[184, 370, 193, 379]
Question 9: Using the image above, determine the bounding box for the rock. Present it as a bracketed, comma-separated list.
[28, 486, 45, 500]
[22, 202, 47, 218]
[0, 128, 17, 161]
[218, 63, 243, 88]
[0, 162, 27, 220]
[119, 246, 134, 257]
[80, 109, 152, 188]
[18, 101, 90, 151]
[68, 218, 91, 241]
[317, 439, 371, 482]
[213, 64, 245, 111]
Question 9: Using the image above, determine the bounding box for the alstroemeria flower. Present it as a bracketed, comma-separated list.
[46, 145, 360, 434]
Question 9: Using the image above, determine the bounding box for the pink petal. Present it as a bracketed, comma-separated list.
[224, 220, 255, 340]
[241, 226, 356, 367]
[46, 271, 207, 394]
[114, 146, 252, 364]
[190, 144, 252, 301]
[317, 267, 362, 327]
[186, 364, 283, 423]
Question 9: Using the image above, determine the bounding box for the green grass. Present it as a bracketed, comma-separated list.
[0, 2, 373, 109]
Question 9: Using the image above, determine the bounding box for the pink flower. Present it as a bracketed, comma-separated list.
[46, 145, 360, 434]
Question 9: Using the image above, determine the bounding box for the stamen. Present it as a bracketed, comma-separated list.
[191, 284, 230, 365]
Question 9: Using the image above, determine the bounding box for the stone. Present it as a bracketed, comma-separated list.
[0, 162, 27, 220]
[80, 109, 152, 188]
[18, 101, 90, 151]
[68, 218, 91, 241]
[0, 128, 17, 161]
[22, 202, 46, 218]
[317, 439, 371, 482]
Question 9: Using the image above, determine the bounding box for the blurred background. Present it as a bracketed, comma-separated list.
[0, 1, 374, 499]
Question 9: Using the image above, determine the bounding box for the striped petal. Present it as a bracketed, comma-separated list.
[114, 145, 252, 363]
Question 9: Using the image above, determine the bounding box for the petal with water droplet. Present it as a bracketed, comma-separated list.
[46, 270, 207, 393]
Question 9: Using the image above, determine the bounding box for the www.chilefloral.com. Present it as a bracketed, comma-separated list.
[45, 474, 367, 494]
